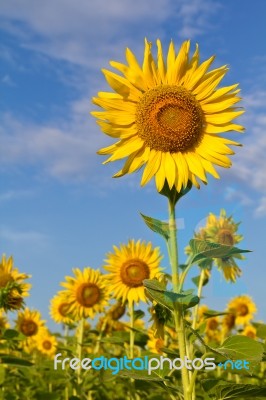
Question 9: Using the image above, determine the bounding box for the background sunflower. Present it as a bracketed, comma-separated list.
[103, 239, 163, 305]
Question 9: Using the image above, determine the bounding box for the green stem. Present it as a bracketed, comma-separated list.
[190, 269, 205, 400]
[129, 302, 135, 359]
[192, 269, 205, 331]
[94, 318, 107, 354]
[168, 198, 191, 400]
[76, 318, 84, 385]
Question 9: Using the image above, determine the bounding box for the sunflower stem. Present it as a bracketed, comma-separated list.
[129, 301, 135, 359]
[76, 317, 84, 386]
[192, 269, 205, 331]
[190, 269, 205, 400]
[168, 198, 191, 400]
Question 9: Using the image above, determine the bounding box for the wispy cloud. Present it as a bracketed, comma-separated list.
[0, 0, 221, 68]
[0, 226, 48, 246]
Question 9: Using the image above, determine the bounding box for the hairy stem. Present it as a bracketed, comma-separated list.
[168, 198, 191, 400]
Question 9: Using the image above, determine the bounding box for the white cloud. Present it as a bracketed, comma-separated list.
[0, 0, 221, 68]
[0, 100, 109, 180]
[0, 226, 48, 246]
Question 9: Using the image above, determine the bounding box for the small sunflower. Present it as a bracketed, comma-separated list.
[0, 255, 31, 311]
[92, 39, 244, 192]
[147, 331, 165, 354]
[103, 239, 163, 305]
[61, 268, 109, 319]
[227, 295, 257, 325]
[50, 292, 75, 325]
[197, 304, 209, 324]
[0, 311, 9, 334]
[222, 312, 236, 334]
[16, 308, 45, 337]
[35, 328, 58, 357]
[242, 324, 257, 339]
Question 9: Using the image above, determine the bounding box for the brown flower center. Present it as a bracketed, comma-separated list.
[207, 318, 219, 330]
[76, 283, 101, 307]
[20, 319, 38, 336]
[110, 303, 126, 320]
[155, 338, 164, 353]
[245, 330, 255, 339]
[120, 259, 150, 288]
[58, 302, 70, 317]
[217, 229, 234, 246]
[224, 313, 235, 330]
[43, 340, 52, 350]
[136, 85, 203, 152]
[237, 304, 249, 316]
[0, 272, 13, 288]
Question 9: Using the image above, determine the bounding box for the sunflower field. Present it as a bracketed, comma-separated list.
[1, 39, 266, 400]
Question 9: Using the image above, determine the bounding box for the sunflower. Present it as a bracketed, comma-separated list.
[0, 254, 31, 311]
[242, 324, 257, 339]
[35, 328, 58, 357]
[92, 39, 244, 192]
[188, 209, 244, 282]
[60, 268, 109, 319]
[0, 311, 9, 334]
[50, 292, 75, 325]
[227, 295, 257, 325]
[222, 312, 236, 334]
[147, 332, 165, 354]
[16, 308, 45, 337]
[103, 239, 163, 305]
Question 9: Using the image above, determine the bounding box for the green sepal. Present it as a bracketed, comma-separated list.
[159, 180, 192, 205]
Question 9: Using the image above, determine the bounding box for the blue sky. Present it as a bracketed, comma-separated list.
[0, 0, 266, 329]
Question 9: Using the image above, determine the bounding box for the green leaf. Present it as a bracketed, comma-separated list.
[133, 309, 145, 322]
[1, 356, 33, 367]
[140, 213, 169, 240]
[202, 380, 266, 399]
[202, 310, 228, 318]
[2, 329, 25, 340]
[189, 239, 251, 264]
[143, 279, 199, 311]
[253, 322, 266, 339]
[0, 366, 5, 385]
[192, 274, 209, 287]
[36, 394, 61, 400]
[216, 335, 264, 371]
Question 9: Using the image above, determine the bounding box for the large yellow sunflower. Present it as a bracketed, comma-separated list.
[16, 308, 45, 337]
[92, 39, 244, 192]
[60, 268, 109, 319]
[50, 292, 75, 325]
[0, 255, 31, 310]
[103, 239, 163, 305]
[227, 295, 257, 325]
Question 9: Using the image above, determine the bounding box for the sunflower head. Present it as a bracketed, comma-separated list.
[147, 331, 165, 354]
[227, 295, 257, 326]
[92, 39, 244, 193]
[242, 324, 257, 339]
[61, 267, 110, 319]
[50, 292, 75, 325]
[0, 311, 9, 334]
[16, 308, 45, 337]
[35, 328, 58, 358]
[0, 255, 31, 311]
[222, 312, 236, 334]
[104, 239, 163, 305]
